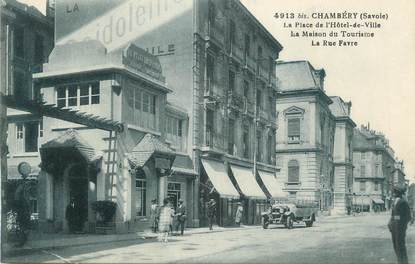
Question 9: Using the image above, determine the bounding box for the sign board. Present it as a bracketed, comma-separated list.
[155, 157, 171, 169]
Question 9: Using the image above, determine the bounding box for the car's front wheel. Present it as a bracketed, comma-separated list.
[286, 215, 294, 229]
[262, 218, 269, 229]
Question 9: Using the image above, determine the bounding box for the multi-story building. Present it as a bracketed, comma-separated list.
[329, 96, 356, 215]
[275, 61, 335, 212]
[352, 125, 396, 211]
[50, 0, 283, 226]
[1, 0, 54, 219]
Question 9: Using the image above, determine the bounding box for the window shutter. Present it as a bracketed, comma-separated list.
[288, 118, 300, 136]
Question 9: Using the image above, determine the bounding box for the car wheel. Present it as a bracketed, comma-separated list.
[287, 215, 294, 229]
[263, 220, 269, 229]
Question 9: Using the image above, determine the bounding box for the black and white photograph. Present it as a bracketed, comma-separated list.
[0, 0, 414, 263]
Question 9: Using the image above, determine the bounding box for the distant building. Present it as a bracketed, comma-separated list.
[1, 0, 54, 219]
[352, 125, 396, 211]
[275, 61, 335, 212]
[329, 96, 356, 215]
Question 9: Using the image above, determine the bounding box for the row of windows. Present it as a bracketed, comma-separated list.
[126, 87, 156, 115]
[166, 116, 183, 137]
[357, 164, 381, 177]
[359, 181, 380, 192]
[57, 82, 100, 108]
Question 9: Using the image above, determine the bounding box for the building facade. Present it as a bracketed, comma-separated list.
[329, 96, 355, 215]
[275, 61, 335, 212]
[352, 125, 396, 211]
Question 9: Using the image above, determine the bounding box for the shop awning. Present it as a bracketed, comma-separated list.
[128, 133, 175, 169]
[230, 165, 267, 200]
[372, 198, 385, 204]
[258, 170, 286, 198]
[201, 159, 239, 199]
[171, 154, 197, 176]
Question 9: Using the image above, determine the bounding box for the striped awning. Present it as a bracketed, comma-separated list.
[230, 165, 267, 200]
[258, 170, 286, 199]
[201, 159, 239, 199]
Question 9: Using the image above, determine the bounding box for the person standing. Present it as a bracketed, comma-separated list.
[235, 202, 243, 227]
[175, 199, 186, 235]
[388, 186, 412, 264]
[158, 198, 174, 243]
[149, 199, 159, 233]
[206, 199, 217, 230]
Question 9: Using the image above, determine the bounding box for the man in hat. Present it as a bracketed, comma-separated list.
[175, 199, 186, 235]
[388, 186, 412, 264]
[206, 198, 217, 230]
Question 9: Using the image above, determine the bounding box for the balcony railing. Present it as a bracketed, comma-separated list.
[227, 90, 244, 110]
[229, 43, 244, 63]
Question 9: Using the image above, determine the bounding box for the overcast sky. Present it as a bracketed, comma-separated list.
[20, 0, 415, 182]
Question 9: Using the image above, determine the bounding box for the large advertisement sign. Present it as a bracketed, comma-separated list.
[55, 0, 193, 52]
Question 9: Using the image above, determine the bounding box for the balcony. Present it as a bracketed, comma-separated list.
[206, 22, 225, 48]
[227, 90, 244, 111]
[229, 44, 244, 64]
[244, 55, 256, 73]
[242, 98, 255, 117]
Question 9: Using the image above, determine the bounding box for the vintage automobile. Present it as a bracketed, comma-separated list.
[261, 200, 319, 229]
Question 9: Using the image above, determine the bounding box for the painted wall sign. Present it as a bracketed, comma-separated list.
[55, 0, 192, 52]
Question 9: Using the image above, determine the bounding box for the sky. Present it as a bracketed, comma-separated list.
[20, 0, 415, 183]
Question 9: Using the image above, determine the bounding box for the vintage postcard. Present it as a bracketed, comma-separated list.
[1, 0, 414, 263]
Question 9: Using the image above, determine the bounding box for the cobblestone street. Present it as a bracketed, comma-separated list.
[6, 213, 415, 263]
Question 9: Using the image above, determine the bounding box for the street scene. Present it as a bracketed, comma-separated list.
[1, 0, 415, 263]
[6, 214, 415, 263]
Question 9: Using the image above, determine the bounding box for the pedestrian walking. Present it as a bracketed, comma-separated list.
[168, 199, 175, 235]
[235, 202, 243, 226]
[206, 199, 217, 230]
[158, 198, 174, 243]
[175, 199, 186, 235]
[150, 199, 159, 233]
[388, 186, 413, 264]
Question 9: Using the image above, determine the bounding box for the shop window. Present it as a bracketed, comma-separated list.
[136, 171, 146, 217]
[288, 160, 300, 183]
[167, 182, 182, 210]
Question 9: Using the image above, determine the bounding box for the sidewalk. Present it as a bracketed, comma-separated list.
[4, 225, 260, 257]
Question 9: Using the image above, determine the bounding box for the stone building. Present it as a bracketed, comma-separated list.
[28, 40, 195, 234]
[352, 125, 396, 211]
[1, 0, 54, 218]
[50, 0, 283, 226]
[275, 61, 335, 212]
[329, 96, 355, 215]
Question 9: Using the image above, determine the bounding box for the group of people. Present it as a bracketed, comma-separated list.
[150, 198, 186, 243]
[206, 199, 244, 229]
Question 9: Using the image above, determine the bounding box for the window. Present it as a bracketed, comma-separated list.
[135, 171, 146, 217]
[375, 164, 380, 177]
[142, 93, 149, 112]
[256, 132, 262, 162]
[14, 27, 24, 58]
[56, 82, 100, 107]
[359, 181, 366, 192]
[229, 71, 235, 92]
[256, 89, 262, 109]
[134, 89, 141, 110]
[287, 160, 299, 183]
[228, 119, 235, 155]
[243, 81, 249, 98]
[206, 54, 215, 89]
[178, 120, 183, 137]
[287, 118, 301, 142]
[67, 85, 77, 107]
[360, 165, 366, 177]
[150, 95, 156, 114]
[267, 133, 273, 164]
[206, 109, 214, 146]
[24, 122, 39, 152]
[244, 34, 250, 59]
[361, 152, 366, 160]
[243, 126, 249, 159]
[13, 71, 26, 98]
[257, 46, 263, 60]
[34, 34, 44, 64]
[16, 124, 23, 139]
[229, 20, 236, 48]
[374, 183, 379, 191]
